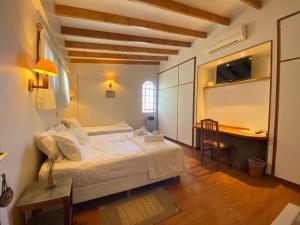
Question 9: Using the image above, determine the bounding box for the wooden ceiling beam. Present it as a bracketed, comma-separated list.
[70, 58, 160, 65]
[240, 0, 262, 9]
[68, 51, 168, 61]
[129, 0, 230, 26]
[56, 4, 207, 38]
[65, 41, 179, 55]
[61, 26, 191, 47]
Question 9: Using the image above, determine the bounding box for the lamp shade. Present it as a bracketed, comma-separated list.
[33, 59, 58, 76]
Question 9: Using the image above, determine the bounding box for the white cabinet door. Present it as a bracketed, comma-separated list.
[158, 87, 178, 140]
[159, 67, 178, 90]
[179, 59, 194, 85]
[275, 59, 300, 185]
[178, 83, 193, 146]
[280, 14, 300, 61]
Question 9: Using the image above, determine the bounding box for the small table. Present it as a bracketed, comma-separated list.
[16, 177, 73, 225]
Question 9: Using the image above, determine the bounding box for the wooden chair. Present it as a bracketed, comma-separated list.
[200, 119, 232, 170]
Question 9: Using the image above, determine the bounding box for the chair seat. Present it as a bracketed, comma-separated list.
[200, 119, 232, 170]
[203, 140, 231, 149]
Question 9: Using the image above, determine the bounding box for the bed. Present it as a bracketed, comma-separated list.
[83, 124, 133, 136]
[39, 132, 187, 204]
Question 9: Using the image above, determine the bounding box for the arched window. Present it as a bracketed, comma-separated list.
[142, 81, 157, 113]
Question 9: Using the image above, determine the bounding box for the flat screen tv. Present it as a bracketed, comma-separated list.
[216, 56, 252, 84]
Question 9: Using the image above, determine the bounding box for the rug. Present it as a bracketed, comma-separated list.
[99, 188, 180, 225]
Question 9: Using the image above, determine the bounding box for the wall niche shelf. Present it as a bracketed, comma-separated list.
[196, 41, 272, 132]
[204, 76, 270, 89]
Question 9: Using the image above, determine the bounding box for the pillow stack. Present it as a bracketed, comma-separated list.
[68, 127, 89, 145]
[35, 118, 89, 162]
[62, 117, 81, 128]
[62, 117, 89, 144]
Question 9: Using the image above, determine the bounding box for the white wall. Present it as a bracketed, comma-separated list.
[197, 43, 271, 130]
[159, 0, 300, 173]
[204, 79, 270, 131]
[68, 64, 159, 129]
[0, 0, 68, 224]
[252, 54, 271, 78]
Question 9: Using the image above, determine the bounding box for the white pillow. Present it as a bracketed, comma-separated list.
[133, 126, 148, 136]
[69, 127, 89, 145]
[133, 129, 143, 136]
[35, 132, 64, 162]
[115, 121, 129, 127]
[53, 131, 82, 161]
[140, 126, 148, 135]
[48, 123, 67, 133]
[62, 117, 81, 128]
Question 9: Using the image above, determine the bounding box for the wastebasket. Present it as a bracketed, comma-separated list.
[248, 159, 265, 178]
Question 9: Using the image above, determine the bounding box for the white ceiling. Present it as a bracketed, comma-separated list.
[53, 0, 249, 62]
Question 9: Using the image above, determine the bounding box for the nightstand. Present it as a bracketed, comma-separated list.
[16, 177, 73, 225]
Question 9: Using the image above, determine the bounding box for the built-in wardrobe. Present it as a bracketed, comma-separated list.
[158, 58, 195, 147]
[273, 12, 300, 185]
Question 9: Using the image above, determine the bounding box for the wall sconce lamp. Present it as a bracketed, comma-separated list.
[0, 152, 8, 161]
[28, 59, 58, 92]
[107, 79, 114, 88]
[69, 89, 76, 101]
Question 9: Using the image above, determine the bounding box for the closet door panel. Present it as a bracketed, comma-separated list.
[275, 59, 300, 184]
[158, 87, 178, 140]
[178, 83, 193, 146]
[280, 14, 300, 61]
[179, 60, 194, 85]
[159, 67, 178, 90]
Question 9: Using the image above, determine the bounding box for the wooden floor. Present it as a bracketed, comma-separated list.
[73, 148, 300, 225]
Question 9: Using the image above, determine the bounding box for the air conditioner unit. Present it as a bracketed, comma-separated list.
[208, 25, 247, 54]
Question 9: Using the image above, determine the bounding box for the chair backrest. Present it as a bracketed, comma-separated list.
[200, 119, 220, 149]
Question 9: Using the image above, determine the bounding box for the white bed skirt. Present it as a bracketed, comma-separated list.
[73, 171, 182, 204]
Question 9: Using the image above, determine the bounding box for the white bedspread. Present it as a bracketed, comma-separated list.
[39, 133, 187, 188]
[83, 125, 133, 136]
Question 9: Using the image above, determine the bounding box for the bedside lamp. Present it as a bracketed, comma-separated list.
[28, 59, 58, 92]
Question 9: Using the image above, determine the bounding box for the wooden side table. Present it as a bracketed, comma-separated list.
[16, 177, 73, 225]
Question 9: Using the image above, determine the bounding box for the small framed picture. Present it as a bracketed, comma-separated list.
[106, 90, 116, 98]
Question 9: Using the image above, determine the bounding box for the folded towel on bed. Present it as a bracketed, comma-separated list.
[144, 134, 164, 142]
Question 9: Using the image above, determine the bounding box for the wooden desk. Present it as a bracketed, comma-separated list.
[193, 124, 268, 140]
[193, 124, 268, 168]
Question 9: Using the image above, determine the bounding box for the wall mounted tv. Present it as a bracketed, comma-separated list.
[216, 56, 252, 84]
